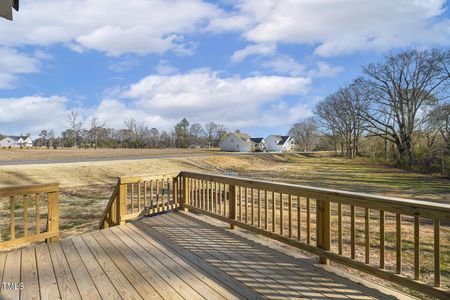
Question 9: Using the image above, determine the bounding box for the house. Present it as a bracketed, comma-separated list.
[220, 132, 253, 152]
[249, 137, 266, 152]
[265, 135, 295, 152]
[220, 132, 266, 152]
[0, 135, 33, 148]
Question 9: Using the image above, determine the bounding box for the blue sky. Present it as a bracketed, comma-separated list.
[0, 0, 449, 137]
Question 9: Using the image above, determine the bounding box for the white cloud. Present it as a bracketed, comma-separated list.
[0, 48, 40, 89]
[262, 55, 305, 76]
[107, 69, 311, 128]
[155, 60, 179, 75]
[108, 58, 139, 73]
[234, 0, 450, 56]
[310, 62, 343, 78]
[0, 69, 313, 134]
[0, 96, 70, 133]
[262, 55, 343, 78]
[0, 0, 223, 56]
[231, 43, 276, 63]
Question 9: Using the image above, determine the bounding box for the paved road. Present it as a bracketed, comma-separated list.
[0, 152, 260, 166]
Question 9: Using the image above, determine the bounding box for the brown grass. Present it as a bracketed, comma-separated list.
[0, 147, 216, 161]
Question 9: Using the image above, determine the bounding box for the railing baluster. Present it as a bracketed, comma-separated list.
[144, 181, 148, 208]
[229, 185, 236, 230]
[297, 195, 301, 241]
[338, 203, 342, 255]
[35, 193, 40, 235]
[365, 208, 370, 264]
[215, 182, 218, 214]
[434, 219, 440, 287]
[350, 205, 355, 259]
[244, 187, 248, 223]
[251, 188, 254, 226]
[380, 210, 385, 269]
[150, 180, 154, 208]
[396, 213, 402, 274]
[264, 190, 269, 230]
[206, 181, 210, 211]
[224, 184, 227, 217]
[10, 196, 15, 240]
[239, 187, 242, 221]
[414, 215, 420, 280]
[306, 197, 311, 244]
[258, 189, 261, 228]
[280, 193, 284, 236]
[137, 182, 141, 212]
[156, 179, 160, 212]
[219, 183, 222, 215]
[288, 194, 292, 238]
[130, 183, 135, 213]
[23, 194, 28, 237]
[272, 191, 276, 233]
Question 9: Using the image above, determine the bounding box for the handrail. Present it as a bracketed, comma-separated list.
[98, 179, 120, 229]
[0, 183, 60, 249]
[0, 183, 59, 197]
[99, 174, 180, 229]
[178, 170, 450, 299]
[179, 171, 450, 221]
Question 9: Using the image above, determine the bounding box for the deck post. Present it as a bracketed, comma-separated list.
[316, 199, 330, 264]
[229, 185, 237, 229]
[46, 190, 59, 242]
[182, 176, 189, 212]
[117, 180, 127, 225]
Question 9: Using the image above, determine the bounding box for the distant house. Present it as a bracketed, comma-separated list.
[220, 132, 266, 152]
[265, 135, 295, 152]
[249, 138, 266, 152]
[220, 132, 253, 152]
[0, 135, 33, 148]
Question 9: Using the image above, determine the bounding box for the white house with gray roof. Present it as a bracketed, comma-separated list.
[0, 135, 33, 148]
[220, 132, 265, 152]
[265, 135, 295, 152]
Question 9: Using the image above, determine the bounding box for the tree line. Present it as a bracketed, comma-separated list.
[33, 114, 227, 149]
[289, 48, 450, 175]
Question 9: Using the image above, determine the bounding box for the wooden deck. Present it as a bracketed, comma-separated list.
[0, 212, 412, 300]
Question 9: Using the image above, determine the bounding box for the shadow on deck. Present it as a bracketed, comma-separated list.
[0, 212, 411, 300]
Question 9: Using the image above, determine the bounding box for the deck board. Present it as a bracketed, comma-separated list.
[0, 212, 412, 300]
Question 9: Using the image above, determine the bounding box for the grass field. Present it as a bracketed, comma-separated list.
[1, 151, 449, 297]
[0, 147, 216, 161]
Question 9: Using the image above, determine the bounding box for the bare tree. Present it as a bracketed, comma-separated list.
[315, 84, 367, 158]
[205, 122, 227, 148]
[88, 116, 105, 149]
[289, 117, 318, 151]
[67, 111, 82, 147]
[358, 49, 450, 167]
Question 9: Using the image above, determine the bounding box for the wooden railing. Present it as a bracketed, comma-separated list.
[178, 171, 450, 299]
[99, 174, 180, 229]
[0, 183, 59, 249]
[99, 170, 449, 299]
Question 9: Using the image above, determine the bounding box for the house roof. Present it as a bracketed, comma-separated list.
[4, 135, 30, 141]
[250, 137, 264, 143]
[268, 135, 292, 145]
[233, 132, 252, 141]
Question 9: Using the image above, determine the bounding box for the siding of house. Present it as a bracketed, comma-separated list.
[265, 135, 294, 152]
[220, 133, 252, 152]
